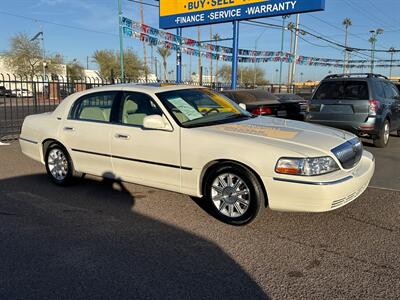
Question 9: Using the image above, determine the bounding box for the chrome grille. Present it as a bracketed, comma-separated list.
[331, 138, 363, 169]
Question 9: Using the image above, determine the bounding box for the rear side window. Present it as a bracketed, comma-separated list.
[383, 82, 399, 99]
[313, 81, 369, 100]
[70, 91, 117, 123]
[375, 81, 386, 98]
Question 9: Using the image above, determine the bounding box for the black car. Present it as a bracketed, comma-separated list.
[306, 73, 400, 148]
[275, 93, 308, 117]
[0, 86, 11, 97]
[221, 89, 303, 120]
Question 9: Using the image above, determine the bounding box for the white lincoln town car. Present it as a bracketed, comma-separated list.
[20, 85, 375, 225]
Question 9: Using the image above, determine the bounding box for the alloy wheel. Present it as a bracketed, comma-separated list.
[211, 173, 251, 218]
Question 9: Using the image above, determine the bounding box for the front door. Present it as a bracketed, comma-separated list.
[110, 91, 181, 192]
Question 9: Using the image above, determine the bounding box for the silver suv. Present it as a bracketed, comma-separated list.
[306, 73, 400, 148]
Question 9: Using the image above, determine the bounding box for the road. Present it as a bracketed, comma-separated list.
[0, 141, 399, 299]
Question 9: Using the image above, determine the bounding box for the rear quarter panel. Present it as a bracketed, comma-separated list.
[20, 113, 63, 163]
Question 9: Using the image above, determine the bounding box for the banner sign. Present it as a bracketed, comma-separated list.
[123, 18, 398, 68]
[159, 0, 325, 29]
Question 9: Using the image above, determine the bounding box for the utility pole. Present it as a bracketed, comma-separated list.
[287, 22, 295, 85]
[140, 0, 148, 82]
[291, 14, 300, 84]
[210, 25, 213, 84]
[86, 56, 89, 69]
[118, 0, 124, 81]
[389, 47, 395, 79]
[279, 15, 289, 92]
[254, 28, 267, 87]
[197, 26, 202, 84]
[343, 18, 352, 74]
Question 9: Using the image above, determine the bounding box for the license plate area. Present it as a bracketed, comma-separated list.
[321, 104, 354, 114]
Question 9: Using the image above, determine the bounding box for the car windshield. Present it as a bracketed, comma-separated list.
[313, 81, 369, 100]
[156, 88, 252, 128]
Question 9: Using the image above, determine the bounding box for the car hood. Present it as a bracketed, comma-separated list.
[205, 116, 356, 155]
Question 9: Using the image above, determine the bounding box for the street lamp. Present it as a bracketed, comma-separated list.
[342, 18, 352, 74]
[369, 28, 384, 74]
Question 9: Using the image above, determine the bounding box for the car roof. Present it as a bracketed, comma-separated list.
[79, 83, 205, 94]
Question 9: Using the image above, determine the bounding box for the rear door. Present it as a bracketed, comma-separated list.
[61, 91, 118, 176]
[309, 80, 370, 123]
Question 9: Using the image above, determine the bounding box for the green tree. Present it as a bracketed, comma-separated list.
[157, 47, 171, 82]
[66, 59, 85, 81]
[5, 32, 62, 78]
[93, 49, 146, 80]
[217, 65, 269, 86]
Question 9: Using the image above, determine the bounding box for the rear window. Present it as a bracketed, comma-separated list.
[313, 81, 369, 100]
[226, 90, 278, 104]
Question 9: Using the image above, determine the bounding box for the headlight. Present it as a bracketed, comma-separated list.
[275, 157, 339, 176]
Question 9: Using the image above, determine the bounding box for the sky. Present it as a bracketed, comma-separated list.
[0, 0, 400, 83]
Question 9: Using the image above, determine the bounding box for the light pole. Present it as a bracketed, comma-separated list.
[389, 47, 396, 79]
[342, 18, 352, 74]
[369, 29, 384, 74]
[254, 28, 268, 87]
[279, 15, 289, 92]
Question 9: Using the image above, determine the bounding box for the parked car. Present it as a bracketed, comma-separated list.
[11, 88, 33, 98]
[0, 86, 11, 97]
[20, 85, 375, 225]
[275, 93, 308, 117]
[306, 73, 400, 148]
[221, 89, 303, 120]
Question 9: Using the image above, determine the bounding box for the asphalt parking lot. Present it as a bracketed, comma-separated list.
[0, 139, 399, 299]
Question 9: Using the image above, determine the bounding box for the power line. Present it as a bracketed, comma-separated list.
[0, 10, 118, 37]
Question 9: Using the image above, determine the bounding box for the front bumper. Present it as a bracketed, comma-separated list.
[263, 150, 375, 212]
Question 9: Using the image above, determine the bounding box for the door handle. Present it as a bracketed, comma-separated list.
[63, 126, 75, 131]
[115, 133, 130, 140]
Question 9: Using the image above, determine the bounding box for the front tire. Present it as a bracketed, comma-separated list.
[373, 119, 390, 148]
[45, 144, 75, 186]
[203, 163, 264, 226]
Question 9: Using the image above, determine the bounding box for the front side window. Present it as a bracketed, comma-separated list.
[313, 81, 369, 100]
[120, 92, 162, 126]
[70, 91, 117, 122]
[156, 88, 251, 128]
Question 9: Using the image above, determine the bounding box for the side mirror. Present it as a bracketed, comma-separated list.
[143, 115, 170, 130]
[239, 103, 247, 110]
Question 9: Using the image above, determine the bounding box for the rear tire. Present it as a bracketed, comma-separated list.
[203, 163, 264, 226]
[373, 120, 390, 148]
[45, 143, 76, 186]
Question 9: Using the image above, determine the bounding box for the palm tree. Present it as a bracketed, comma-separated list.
[213, 33, 221, 83]
[342, 18, 352, 73]
[157, 47, 171, 82]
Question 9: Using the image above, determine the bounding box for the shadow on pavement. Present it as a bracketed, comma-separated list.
[0, 174, 269, 299]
